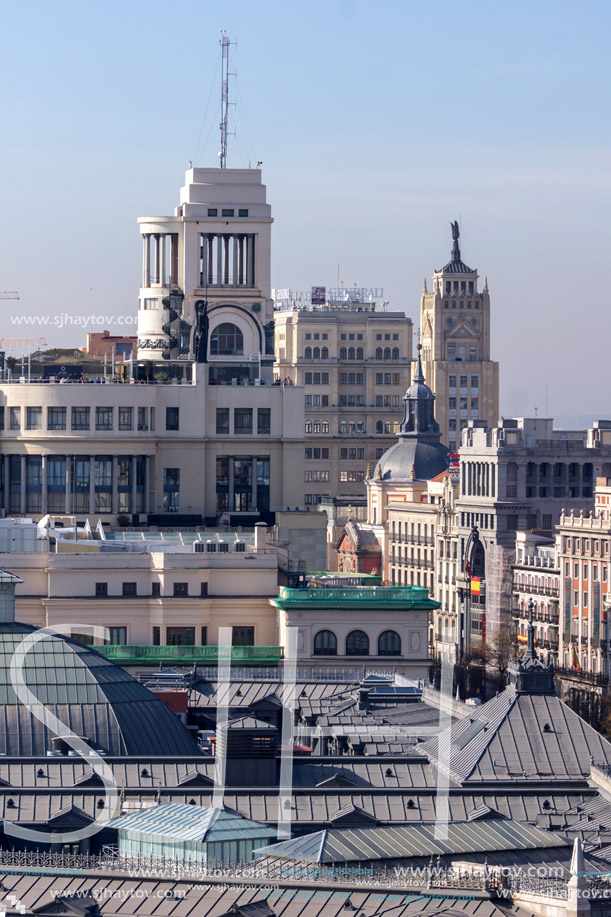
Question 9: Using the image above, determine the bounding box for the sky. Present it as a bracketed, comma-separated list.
[1, 0, 609, 421]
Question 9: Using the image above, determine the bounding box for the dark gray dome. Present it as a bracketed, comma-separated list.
[375, 439, 448, 483]
[372, 351, 448, 483]
[0, 622, 199, 756]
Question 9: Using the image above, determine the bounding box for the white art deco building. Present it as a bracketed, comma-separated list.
[0, 168, 305, 524]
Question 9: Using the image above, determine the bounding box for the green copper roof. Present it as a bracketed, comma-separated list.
[274, 586, 440, 609]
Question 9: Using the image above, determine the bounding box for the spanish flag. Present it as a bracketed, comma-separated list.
[471, 577, 481, 595]
[572, 646, 581, 672]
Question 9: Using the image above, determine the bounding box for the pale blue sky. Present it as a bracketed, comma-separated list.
[1, 0, 609, 419]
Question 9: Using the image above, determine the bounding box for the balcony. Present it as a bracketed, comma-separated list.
[95, 644, 285, 666]
[513, 582, 560, 598]
[555, 666, 609, 686]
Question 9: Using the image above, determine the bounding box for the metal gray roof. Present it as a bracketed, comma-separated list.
[254, 819, 567, 864]
[0, 872, 538, 917]
[0, 622, 198, 756]
[0, 790, 589, 829]
[108, 803, 276, 842]
[418, 687, 611, 785]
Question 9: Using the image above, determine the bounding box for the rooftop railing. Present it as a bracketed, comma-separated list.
[96, 644, 284, 666]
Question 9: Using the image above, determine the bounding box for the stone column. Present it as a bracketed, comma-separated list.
[159, 234, 166, 286]
[153, 234, 161, 284]
[232, 236, 238, 287]
[40, 455, 47, 514]
[207, 236, 214, 284]
[239, 235, 245, 285]
[200, 234, 207, 287]
[112, 455, 119, 514]
[20, 456, 26, 514]
[144, 455, 150, 513]
[143, 234, 151, 287]
[65, 455, 72, 514]
[223, 236, 230, 285]
[171, 233, 178, 285]
[89, 456, 96, 515]
[247, 235, 255, 287]
[251, 456, 258, 511]
[216, 234, 223, 286]
[131, 456, 138, 515]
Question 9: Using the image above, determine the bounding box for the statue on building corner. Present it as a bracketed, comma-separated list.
[193, 300, 209, 363]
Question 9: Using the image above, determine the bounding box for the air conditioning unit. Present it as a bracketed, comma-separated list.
[193, 542, 206, 553]
[218, 542, 229, 553]
[235, 541, 246, 553]
[206, 541, 217, 552]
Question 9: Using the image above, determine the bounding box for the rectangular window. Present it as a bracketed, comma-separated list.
[163, 467, 180, 512]
[393, 373, 400, 384]
[152, 626, 161, 646]
[221, 208, 234, 217]
[118, 407, 132, 431]
[448, 346, 456, 361]
[201, 626, 208, 644]
[216, 408, 229, 434]
[376, 373, 383, 384]
[96, 407, 113, 431]
[305, 373, 312, 384]
[173, 583, 189, 597]
[26, 406, 42, 430]
[201, 582, 208, 597]
[95, 582, 108, 597]
[166, 627, 195, 646]
[238, 209, 248, 217]
[108, 627, 127, 645]
[207, 208, 218, 216]
[9, 407, 21, 430]
[257, 408, 271, 434]
[469, 346, 477, 360]
[234, 408, 253, 434]
[232, 626, 254, 646]
[152, 582, 161, 597]
[137, 407, 148, 431]
[142, 298, 158, 309]
[471, 374, 479, 388]
[166, 407, 180, 431]
[71, 407, 90, 431]
[122, 582, 137, 597]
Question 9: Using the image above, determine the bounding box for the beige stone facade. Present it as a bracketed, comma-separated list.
[416, 227, 499, 450]
[273, 304, 412, 505]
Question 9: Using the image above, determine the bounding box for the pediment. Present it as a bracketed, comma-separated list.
[73, 770, 105, 788]
[329, 803, 378, 826]
[445, 321, 477, 340]
[46, 804, 94, 828]
[316, 774, 357, 788]
[178, 770, 214, 787]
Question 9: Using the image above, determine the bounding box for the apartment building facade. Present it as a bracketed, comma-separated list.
[274, 300, 412, 505]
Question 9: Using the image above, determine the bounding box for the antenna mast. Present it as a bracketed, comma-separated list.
[219, 31, 231, 169]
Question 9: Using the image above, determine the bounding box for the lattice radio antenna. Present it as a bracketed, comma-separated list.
[219, 31, 236, 169]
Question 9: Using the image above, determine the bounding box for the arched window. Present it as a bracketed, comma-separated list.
[376, 421, 383, 433]
[356, 347, 364, 360]
[322, 421, 329, 433]
[321, 346, 329, 359]
[340, 420, 347, 434]
[340, 347, 347, 360]
[210, 323, 243, 355]
[384, 347, 391, 360]
[314, 630, 337, 655]
[305, 421, 312, 433]
[375, 347, 383, 359]
[348, 347, 355, 360]
[349, 421, 356, 434]
[384, 421, 392, 433]
[313, 347, 320, 359]
[392, 347, 399, 360]
[305, 346, 312, 360]
[392, 421, 399, 434]
[378, 630, 401, 656]
[313, 420, 321, 434]
[356, 420, 365, 433]
[346, 630, 369, 656]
